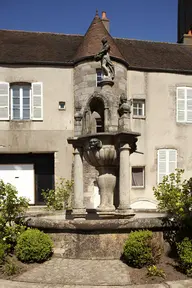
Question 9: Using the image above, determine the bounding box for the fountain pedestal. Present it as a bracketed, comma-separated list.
[96, 167, 116, 212]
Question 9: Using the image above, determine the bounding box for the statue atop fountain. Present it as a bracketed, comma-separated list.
[94, 37, 115, 81]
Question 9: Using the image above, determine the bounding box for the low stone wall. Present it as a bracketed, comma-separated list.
[24, 216, 169, 259]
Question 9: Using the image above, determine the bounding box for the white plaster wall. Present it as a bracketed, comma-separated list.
[128, 70, 192, 209]
[0, 66, 74, 180]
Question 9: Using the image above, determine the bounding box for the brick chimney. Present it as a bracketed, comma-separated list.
[101, 11, 109, 32]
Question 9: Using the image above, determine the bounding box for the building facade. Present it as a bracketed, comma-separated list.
[0, 7, 192, 209]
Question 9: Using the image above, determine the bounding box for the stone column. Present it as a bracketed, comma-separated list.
[104, 107, 109, 132]
[118, 143, 134, 215]
[72, 147, 86, 219]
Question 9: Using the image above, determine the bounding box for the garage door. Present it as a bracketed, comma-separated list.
[0, 164, 35, 204]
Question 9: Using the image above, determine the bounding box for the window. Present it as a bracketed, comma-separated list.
[11, 85, 31, 120]
[157, 149, 177, 184]
[177, 87, 192, 123]
[0, 82, 43, 121]
[132, 99, 145, 117]
[59, 101, 66, 110]
[132, 167, 145, 188]
[96, 69, 103, 86]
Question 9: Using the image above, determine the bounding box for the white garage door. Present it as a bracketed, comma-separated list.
[0, 164, 35, 204]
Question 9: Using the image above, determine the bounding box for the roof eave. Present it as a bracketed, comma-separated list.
[74, 55, 129, 68]
[0, 60, 192, 75]
[0, 60, 74, 67]
[128, 65, 192, 75]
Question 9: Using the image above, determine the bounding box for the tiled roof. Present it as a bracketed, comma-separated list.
[0, 29, 82, 64]
[115, 38, 192, 72]
[74, 13, 126, 63]
[1, 16, 192, 73]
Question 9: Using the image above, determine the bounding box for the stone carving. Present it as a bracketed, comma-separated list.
[94, 37, 115, 80]
[118, 93, 132, 117]
[89, 138, 102, 150]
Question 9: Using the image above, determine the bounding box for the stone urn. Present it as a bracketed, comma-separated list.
[83, 138, 118, 212]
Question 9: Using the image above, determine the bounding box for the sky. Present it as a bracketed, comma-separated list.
[1, 0, 178, 43]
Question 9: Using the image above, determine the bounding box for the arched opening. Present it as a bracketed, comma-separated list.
[89, 97, 105, 133]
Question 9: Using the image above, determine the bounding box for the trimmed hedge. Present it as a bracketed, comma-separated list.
[123, 230, 162, 268]
[15, 229, 53, 263]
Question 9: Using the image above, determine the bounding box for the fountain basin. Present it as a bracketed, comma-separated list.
[71, 132, 140, 167]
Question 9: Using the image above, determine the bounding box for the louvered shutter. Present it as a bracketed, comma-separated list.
[168, 149, 177, 174]
[187, 88, 192, 122]
[177, 87, 185, 122]
[158, 149, 177, 184]
[158, 149, 167, 184]
[0, 82, 9, 120]
[32, 82, 43, 120]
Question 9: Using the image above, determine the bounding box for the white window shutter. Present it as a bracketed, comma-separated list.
[187, 88, 192, 123]
[158, 149, 167, 184]
[177, 87, 185, 122]
[32, 82, 43, 120]
[158, 149, 177, 184]
[168, 149, 177, 174]
[0, 82, 9, 120]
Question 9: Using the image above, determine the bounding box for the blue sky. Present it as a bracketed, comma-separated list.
[1, 0, 177, 42]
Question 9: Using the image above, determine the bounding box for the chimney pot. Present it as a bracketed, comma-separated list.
[102, 11, 108, 20]
[101, 11, 109, 32]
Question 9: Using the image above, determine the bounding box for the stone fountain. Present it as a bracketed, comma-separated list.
[24, 38, 166, 260]
[68, 38, 140, 219]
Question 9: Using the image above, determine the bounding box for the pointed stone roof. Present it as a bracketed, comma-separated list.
[74, 12, 126, 64]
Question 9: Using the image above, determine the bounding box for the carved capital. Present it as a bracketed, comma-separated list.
[119, 143, 131, 151]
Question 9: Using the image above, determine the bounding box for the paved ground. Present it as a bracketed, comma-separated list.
[0, 259, 191, 287]
[15, 259, 131, 286]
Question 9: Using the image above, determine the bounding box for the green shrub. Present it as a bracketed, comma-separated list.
[3, 256, 20, 276]
[177, 237, 192, 276]
[153, 169, 192, 222]
[147, 265, 166, 278]
[42, 177, 73, 210]
[15, 229, 53, 263]
[0, 180, 29, 224]
[0, 180, 29, 250]
[123, 230, 162, 268]
[0, 241, 9, 265]
[153, 169, 192, 246]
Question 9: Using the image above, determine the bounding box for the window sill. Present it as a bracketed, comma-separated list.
[132, 186, 145, 189]
[176, 121, 192, 125]
[10, 119, 32, 122]
[132, 116, 146, 120]
[9, 119, 43, 122]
